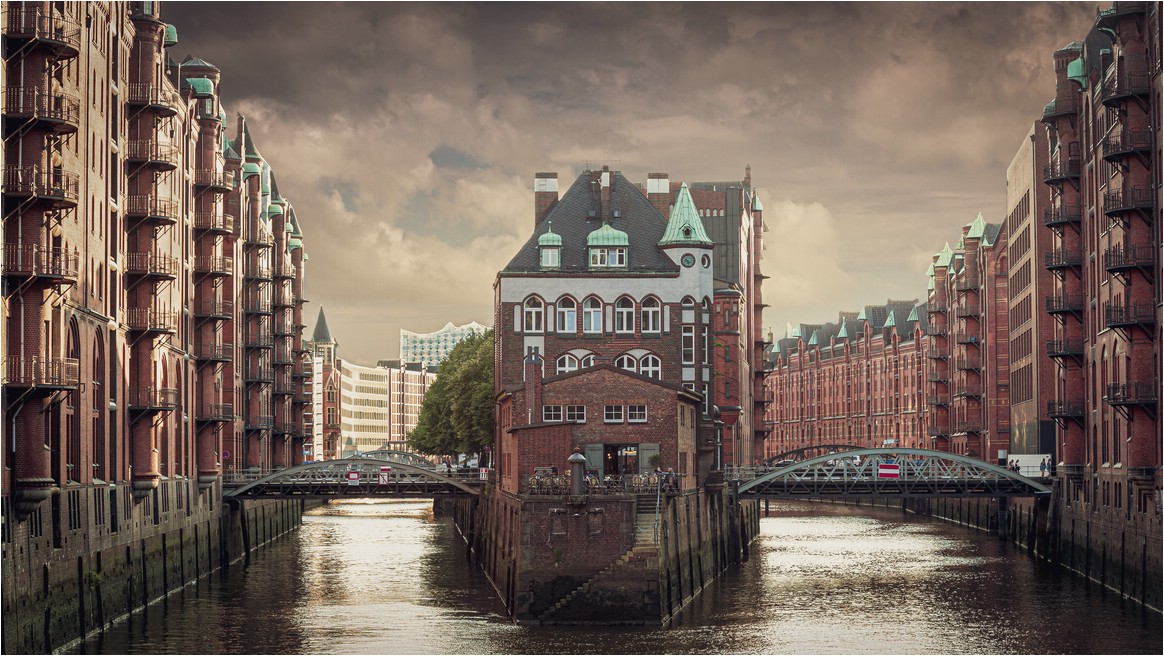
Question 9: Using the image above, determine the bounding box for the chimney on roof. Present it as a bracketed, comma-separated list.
[523, 349, 543, 425]
[647, 172, 670, 218]
[534, 172, 558, 226]
[599, 166, 612, 221]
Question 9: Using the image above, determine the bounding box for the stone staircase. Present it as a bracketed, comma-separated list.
[536, 495, 662, 623]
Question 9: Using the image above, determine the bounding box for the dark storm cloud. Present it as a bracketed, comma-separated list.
[163, 1, 1095, 363]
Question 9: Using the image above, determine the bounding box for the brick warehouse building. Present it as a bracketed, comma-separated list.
[768, 214, 1010, 462]
[2, 0, 310, 550]
[493, 165, 767, 480]
[1039, 2, 1160, 519]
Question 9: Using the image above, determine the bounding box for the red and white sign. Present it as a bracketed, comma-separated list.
[347, 470, 361, 486]
[878, 463, 900, 479]
[378, 466, 392, 485]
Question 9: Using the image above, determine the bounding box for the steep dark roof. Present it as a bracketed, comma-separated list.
[502, 171, 678, 275]
[312, 306, 333, 342]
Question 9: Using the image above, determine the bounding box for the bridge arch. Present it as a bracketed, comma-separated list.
[225, 458, 481, 499]
[738, 448, 1052, 498]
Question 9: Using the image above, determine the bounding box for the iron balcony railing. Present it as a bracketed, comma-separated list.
[4, 87, 81, 130]
[955, 276, 980, 292]
[193, 211, 235, 233]
[1105, 382, 1159, 406]
[927, 394, 950, 406]
[953, 385, 982, 398]
[198, 403, 234, 422]
[925, 325, 948, 337]
[1044, 248, 1083, 270]
[194, 169, 235, 189]
[125, 308, 178, 333]
[245, 367, 274, 382]
[955, 305, 980, 318]
[926, 425, 950, 438]
[124, 251, 179, 278]
[274, 291, 295, 308]
[927, 302, 948, 314]
[244, 298, 273, 314]
[125, 194, 179, 222]
[125, 82, 180, 113]
[1, 355, 79, 387]
[2, 243, 79, 280]
[1041, 95, 1080, 122]
[1046, 338, 1084, 358]
[927, 346, 949, 359]
[1101, 129, 1154, 159]
[128, 387, 179, 411]
[125, 139, 179, 167]
[953, 331, 980, 345]
[1047, 400, 1086, 418]
[1104, 187, 1155, 216]
[954, 420, 982, 434]
[195, 300, 233, 319]
[2, 166, 80, 204]
[1046, 293, 1084, 315]
[927, 371, 948, 383]
[197, 343, 233, 361]
[1104, 302, 1156, 328]
[246, 231, 274, 247]
[4, 5, 82, 52]
[1043, 204, 1081, 228]
[193, 255, 233, 276]
[246, 416, 275, 430]
[245, 265, 272, 280]
[1098, 71, 1152, 105]
[955, 357, 981, 371]
[1043, 157, 1081, 183]
[1103, 244, 1156, 273]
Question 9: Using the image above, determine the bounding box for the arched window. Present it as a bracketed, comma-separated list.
[579, 353, 595, 368]
[523, 297, 543, 333]
[583, 297, 603, 334]
[640, 354, 662, 379]
[615, 297, 635, 334]
[556, 297, 577, 333]
[556, 353, 579, 373]
[615, 354, 637, 372]
[641, 297, 661, 334]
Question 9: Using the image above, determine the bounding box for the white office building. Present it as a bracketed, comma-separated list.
[400, 321, 489, 368]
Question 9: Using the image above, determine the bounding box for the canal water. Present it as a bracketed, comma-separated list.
[75, 500, 1161, 654]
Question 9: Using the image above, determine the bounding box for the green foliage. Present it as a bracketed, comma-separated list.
[408, 329, 495, 460]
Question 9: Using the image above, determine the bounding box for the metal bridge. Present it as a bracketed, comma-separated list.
[730, 448, 1052, 499]
[224, 451, 483, 500]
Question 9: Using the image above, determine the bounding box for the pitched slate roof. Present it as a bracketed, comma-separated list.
[659, 183, 714, 247]
[312, 307, 333, 342]
[502, 170, 678, 274]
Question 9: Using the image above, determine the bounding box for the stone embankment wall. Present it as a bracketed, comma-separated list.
[448, 484, 758, 626]
[2, 479, 306, 653]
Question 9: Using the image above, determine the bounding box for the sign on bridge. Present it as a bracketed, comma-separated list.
[878, 463, 900, 479]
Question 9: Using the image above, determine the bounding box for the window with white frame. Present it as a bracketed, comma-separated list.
[628, 404, 647, 422]
[579, 354, 594, 368]
[640, 354, 661, 379]
[543, 405, 563, 422]
[583, 297, 603, 334]
[556, 354, 579, 373]
[565, 405, 585, 422]
[641, 297, 660, 333]
[604, 405, 624, 423]
[523, 297, 543, 333]
[540, 246, 560, 268]
[615, 354, 637, 372]
[615, 297, 635, 334]
[556, 297, 576, 333]
[682, 326, 695, 364]
[590, 247, 626, 268]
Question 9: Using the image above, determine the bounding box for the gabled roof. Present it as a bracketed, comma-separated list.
[983, 222, 1004, 247]
[966, 212, 987, 240]
[935, 242, 954, 268]
[659, 183, 714, 247]
[501, 170, 677, 274]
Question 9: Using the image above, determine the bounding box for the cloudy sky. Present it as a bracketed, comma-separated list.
[165, 1, 1096, 365]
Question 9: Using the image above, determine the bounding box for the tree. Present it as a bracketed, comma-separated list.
[408, 329, 494, 462]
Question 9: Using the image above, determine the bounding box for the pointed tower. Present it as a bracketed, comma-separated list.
[658, 183, 715, 271]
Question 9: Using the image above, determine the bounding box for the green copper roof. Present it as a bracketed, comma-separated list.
[884, 311, 897, 329]
[289, 237, 303, 251]
[537, 221, 562, 247]
[242, 123, 263, 160]
[181, 55, 218, 71]
[808, 332, 818, 346]
[927, 263, 935, 276]
[1067, 57, 1088, 89]
[587, 223, 629, 247]
[856, 308, 866, 321]
[836, 322, 848, 339]
[260, 164, 271, 194]
[935, 242, 954, 267]
[928, 277, 935, 291]
[966, 213, 986, 239]
[752, 193, 763, 212]
[267, 204, 283, 216]
[659, 183, 714, 247]
[185, 77, 213, 98]
[241, 162, 261, 179]
[907, 306, 919, 323]
[312, 307, 333, 343]
[163, 24, 177, 47]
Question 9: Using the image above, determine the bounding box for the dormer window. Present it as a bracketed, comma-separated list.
[540, 246, 560, 268]
[590, 247, 626, 268]
[537, 221, 562, 270]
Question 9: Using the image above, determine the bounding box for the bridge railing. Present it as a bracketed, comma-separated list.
[522, 473, 684, 496]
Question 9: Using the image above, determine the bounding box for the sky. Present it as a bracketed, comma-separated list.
[164, 1, 1097, 365]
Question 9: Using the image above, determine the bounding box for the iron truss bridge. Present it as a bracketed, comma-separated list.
[730, 448, 1052, 499]
[224, 455, 483, 500]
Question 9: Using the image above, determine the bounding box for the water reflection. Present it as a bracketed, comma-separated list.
[76, 500, 1161, 655]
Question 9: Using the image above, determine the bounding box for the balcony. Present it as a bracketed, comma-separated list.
[927, 346, 949, 359]
[126, 308, 178, 334]
[1099, 71, 1152, 107]
[194, 169, 234, 191]
[1047, 399, 1086, 419]
[293, 364, 312, 379]
[3, 243, 79, 283]
[956, 357, 981, 371]
[193, 255, 233, 277]
[246, 416, 275, 431]
[4, 87, 81, 133]
[128, 387, 179, 412]
[245, 265, 272, 281]
[125, 194, 179, 225]
[274, 291, 295, 308]
[955, 305, 980, 318]
[1103, 244, 1155, 275]
[244, 298, 273, 314]
[928, 394, 950, 406]
[927, 302, 948, 314]
[245, 367, 273, 382]
[193, 211, 235, 234]
[954, 420, 981, 434]
[274, 320, 295, 337]
[2, 356, 79, 388]
[124, 251, 179, 280]
[1046, 293, 1084, 316]
[197, 343, 233, 362]
[925, 325, 948, 337]
[245, 231, 274, 248]
[198, 403, 234, 423]
[1101, 130, 1154, 160]
[125, 82, 180, 117]
[953, 385, 982, 398]
[4, 5, 81, 56]
[1105, 302, 1156, 330]
[1096, 1, 1148, 28]
[274, 378, 295, 395]
[1041, 96, 1080, 122]
[1104, 187, 1155, 218]
[1104, 382, 1158, 408]
[1043, 157, 1081, 185]
[2, 166, 79, 206]
[273, 262, 297, 280]
[953, 331, 980, 345]
[1046, 338, 1084, 360]
[245, 332, 274, 349]
[955, 276, 980, 293]
[274, 347, 295, 365]
[1043, 204, 1082, 229]
[927, 371, 948, 383]
[927, 425, 950, 438]
[1044, 248, 1083, 272]
[125, 139, 179, 170]
[195, 300, 233, 320]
